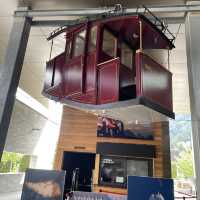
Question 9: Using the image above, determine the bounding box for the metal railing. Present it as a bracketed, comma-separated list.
[175, 191, 197, 200]
[139, 5, 175, 43]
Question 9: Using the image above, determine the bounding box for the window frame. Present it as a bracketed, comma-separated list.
[65, 38, 73, 61]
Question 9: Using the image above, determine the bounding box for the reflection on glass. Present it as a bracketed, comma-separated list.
[121, 43, 133, 69]
[102, 30, 116, 58]
[73, 30, 86, 57]
[88, 26, 97, 52]
[143, 49, 168, 67]
[50, 32, 66, 58]
[127, 160, 149, 177]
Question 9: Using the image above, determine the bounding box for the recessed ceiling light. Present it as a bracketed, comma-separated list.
[133, 33, 139, 39]
[32, 128, 41, 131]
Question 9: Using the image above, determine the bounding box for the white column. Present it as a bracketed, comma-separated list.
[0, 12, 32, 160]
[185, 1, 200, 198]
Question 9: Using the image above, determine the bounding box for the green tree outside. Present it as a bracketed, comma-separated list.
[0, 151, 31, 173]
[170, 115, 195, 179]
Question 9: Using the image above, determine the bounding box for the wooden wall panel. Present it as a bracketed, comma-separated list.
[54, 106, 170, 192]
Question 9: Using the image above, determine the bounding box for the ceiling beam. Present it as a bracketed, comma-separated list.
[31, 16, 186, 27]
[14, 4, 200, 18]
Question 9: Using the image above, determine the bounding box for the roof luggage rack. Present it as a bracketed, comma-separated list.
[47, 4, 175, 44]
[139, 5, 175, 43]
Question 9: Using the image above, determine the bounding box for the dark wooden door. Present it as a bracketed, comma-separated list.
[62, 152, 96, 193]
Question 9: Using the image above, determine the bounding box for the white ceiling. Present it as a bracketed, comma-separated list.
[0, 0, 191, 114]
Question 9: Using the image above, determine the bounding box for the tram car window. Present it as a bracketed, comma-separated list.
[73, 30, 86, 57]
[121, 43, 133, 70]
[88, 26, 98, 52]
[102, 29, 117, 59]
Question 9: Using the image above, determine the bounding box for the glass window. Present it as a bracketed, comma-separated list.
[121, 43, 133, 69]
[102, 30, 117, 58]
[73, 30, 86, 57]
[99, 156, 152, 187]
[50, 32, 66, 59]
[143, 49, 168, 68]
[88, 26, 97, 52]
[100, 157, 126, 186]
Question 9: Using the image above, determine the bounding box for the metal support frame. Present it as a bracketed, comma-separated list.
[0, 16, 32, 160]
[31, 17, 185, 27]
[14, 4, 200, 26]
[139, 20, 143, 50]
[14, 4, 200, 17]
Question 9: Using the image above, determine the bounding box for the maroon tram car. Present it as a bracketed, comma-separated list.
[43, 14, 175, 118]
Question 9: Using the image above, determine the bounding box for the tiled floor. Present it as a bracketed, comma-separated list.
[0, 192, 21, 200]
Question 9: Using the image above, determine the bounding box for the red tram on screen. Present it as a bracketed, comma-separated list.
[43, 10, 175, 118]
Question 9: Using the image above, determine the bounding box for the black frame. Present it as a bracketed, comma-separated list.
[98, 155, 153, 188]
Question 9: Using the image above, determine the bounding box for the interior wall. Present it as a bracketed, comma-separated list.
[0, 173, 24, 194]
[0, 99, 61, 195]
[0, 1, 17, 65]
[4, 100, 46, 155]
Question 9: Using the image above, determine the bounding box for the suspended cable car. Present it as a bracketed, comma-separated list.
[43, 6, 175, 119]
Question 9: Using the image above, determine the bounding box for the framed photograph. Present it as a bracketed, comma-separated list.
[97, 116, 154, 140]
[21, 168, 66, 200]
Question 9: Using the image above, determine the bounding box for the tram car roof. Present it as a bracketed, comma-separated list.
[48, 14, 175, 50]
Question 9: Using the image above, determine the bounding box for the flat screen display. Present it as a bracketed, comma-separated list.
[100, 157, 126, 186]
[127, 160, 149, 177]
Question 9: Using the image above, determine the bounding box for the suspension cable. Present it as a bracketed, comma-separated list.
[49, 39, 54, 61]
